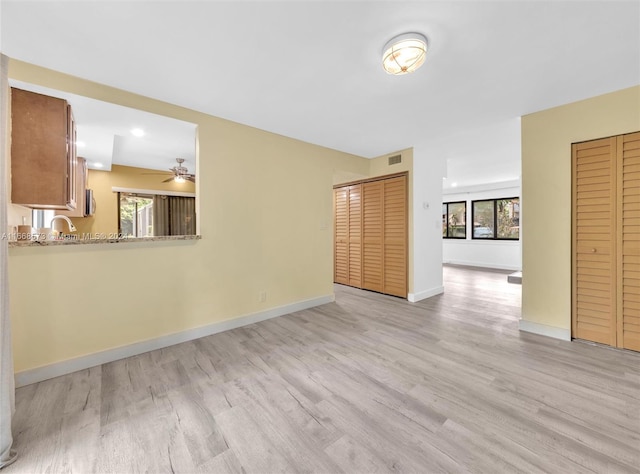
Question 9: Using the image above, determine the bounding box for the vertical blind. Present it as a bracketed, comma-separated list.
[153, 195, 196, 236]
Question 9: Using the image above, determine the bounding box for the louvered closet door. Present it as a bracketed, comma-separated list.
[362, 181, 384, 293]
[348, 185, 363, 288]
[572, 137, 617, 346]
[334, 187, 349, 285]
[619, 132, 640, 351]
[383, 176, 407, 297]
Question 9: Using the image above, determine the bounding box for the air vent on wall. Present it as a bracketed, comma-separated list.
[388, 154, 402, 165]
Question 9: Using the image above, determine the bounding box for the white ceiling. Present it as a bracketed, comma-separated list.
[1, 1, 639, 189]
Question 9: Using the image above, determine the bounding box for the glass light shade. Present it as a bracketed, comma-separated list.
[382, 33, 428, 75]
[174, 176, 186, 183]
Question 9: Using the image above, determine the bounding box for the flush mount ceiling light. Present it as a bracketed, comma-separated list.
[382, 32, 428, 75]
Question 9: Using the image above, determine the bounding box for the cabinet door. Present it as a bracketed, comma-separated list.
[618, 132, 640, 351]
[66, 105, 78, 211]
[59, 157, 87, 218]
[572, 137, 617, 346]
[10, 88, 75, 209]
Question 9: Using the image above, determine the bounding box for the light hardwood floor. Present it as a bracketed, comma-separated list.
[5, 265, 640, 473]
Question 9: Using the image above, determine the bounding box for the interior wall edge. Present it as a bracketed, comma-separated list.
[14, 293, 335, 388]
[518, 319, 571, 341]
[442, 260, 520, 271]
[407, 285, 444, 303]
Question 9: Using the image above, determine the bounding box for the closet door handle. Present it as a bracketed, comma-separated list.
[591, 248, 597, 253]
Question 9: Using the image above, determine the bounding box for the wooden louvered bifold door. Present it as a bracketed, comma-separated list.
[618, 132, 640, 351]
[362, 181, 384, 293]
[572, 137, 617, 346]
[572, 131, 640, 352]
[383, 176, 407, 297]
[334, 187, 349, 285]
[334, 173, 408, 298]
[348, 185, 363, 288]
[334, 185, 363, 287]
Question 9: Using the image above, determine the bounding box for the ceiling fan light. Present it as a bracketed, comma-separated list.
[382, 33, 428, 75]
[174, 175, 186, 183]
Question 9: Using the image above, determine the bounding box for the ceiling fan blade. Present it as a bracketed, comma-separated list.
[186, 176, 196, 183]
[162, 177, 175, 183]
[141, 172, 172, 175]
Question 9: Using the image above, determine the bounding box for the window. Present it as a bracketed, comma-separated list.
[442, 201, 466, 238]
[31, 209, 56, 230]
[472, 197, 520, 240]
[119, 193, 154, 237]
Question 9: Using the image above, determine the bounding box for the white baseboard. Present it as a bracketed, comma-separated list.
[518, 319, 571, 341]
[443, 260, 521, 271]
[408, 285, 444, 303]
[15, 294, 335, 388]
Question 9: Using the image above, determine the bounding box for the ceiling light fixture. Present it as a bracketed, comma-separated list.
[382, 32, 428, 75]
[174, 175, 185, 183]
[130, 128, 145, 137]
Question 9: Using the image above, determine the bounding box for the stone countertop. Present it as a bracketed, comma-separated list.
[9, 234, 201, 248]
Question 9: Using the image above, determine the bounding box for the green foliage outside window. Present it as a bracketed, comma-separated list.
[472, 197, 519, 240]
[442, 201, 466, 239]
[119, 194, 153, 237]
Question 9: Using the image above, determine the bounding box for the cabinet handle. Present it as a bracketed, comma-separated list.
[591, 248, 597, 253]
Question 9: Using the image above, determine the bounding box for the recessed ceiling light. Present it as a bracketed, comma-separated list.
[131, 128, 145, 137]
[382, 32, 428, 75]
[76, 141, 86, 148]
[94, 162, 104, 168]
[451, 182, 458, 187]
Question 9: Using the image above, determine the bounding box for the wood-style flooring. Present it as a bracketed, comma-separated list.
[5, 265, 640, 473]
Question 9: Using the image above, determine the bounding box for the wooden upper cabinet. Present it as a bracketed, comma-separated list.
[58, 157, 87, 218]
[67, 104, 78, 210]
[10, 87, 77, 210]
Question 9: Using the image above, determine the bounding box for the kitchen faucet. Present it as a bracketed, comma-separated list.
[50, 215, 77, 233]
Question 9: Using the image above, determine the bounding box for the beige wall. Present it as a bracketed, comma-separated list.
[521, 85, 640, 330]
[8, 59, 369, 373]
[72, 165, 196, 236]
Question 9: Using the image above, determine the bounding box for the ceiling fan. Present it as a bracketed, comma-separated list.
[164, 158, 195, 183]
[144, 158, 195, 183]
